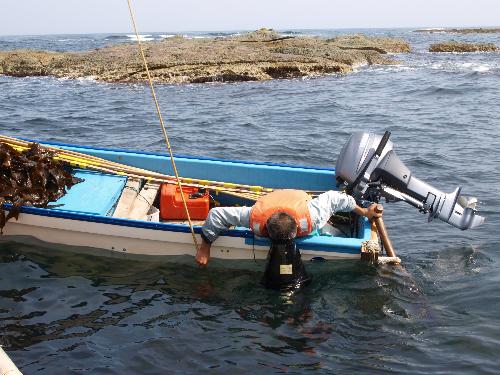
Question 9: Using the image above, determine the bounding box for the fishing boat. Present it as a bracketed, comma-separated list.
[0, 137, 373, 262]
[1, 3, 484, 266]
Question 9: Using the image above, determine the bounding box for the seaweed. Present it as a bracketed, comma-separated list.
[0, 142, 83, 231]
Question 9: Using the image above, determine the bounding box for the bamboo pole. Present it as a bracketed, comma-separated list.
[0, 135, 331, 204]
[77, 162, 263, 200]
[0, 135, 273, 197]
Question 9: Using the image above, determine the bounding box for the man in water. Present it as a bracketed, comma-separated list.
[196, 189, 382, 266]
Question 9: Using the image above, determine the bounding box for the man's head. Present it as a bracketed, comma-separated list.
[266, 212, 297, 241]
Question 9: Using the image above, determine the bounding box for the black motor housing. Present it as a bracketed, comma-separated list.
[262, 240, 312, 291]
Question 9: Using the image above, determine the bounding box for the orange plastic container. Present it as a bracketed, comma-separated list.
[160, 184, 210, 220]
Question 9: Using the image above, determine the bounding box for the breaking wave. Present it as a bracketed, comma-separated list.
[126, 34, 154, 42]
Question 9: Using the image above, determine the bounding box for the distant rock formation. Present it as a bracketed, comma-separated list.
[0, 29, 411, 84]
[327, 34, 411, 53]
[415, 28, 500, 34]
[429, 41, 498, 52]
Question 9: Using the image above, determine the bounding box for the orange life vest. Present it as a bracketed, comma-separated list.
[249, 189, 313, 238]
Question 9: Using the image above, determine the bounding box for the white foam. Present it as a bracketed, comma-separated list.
[459, 62, 491, 72]
[431, 62, 444, 70]
[473, 65, 490, 72]
[160, 34, 176, 39]
[425, 28, 445, 31]
[76, 76, 98, 82]
[352, 61, 369, 70]
[365, 64, 416, 73]
[181, 35, 208, 39]
[428, 61, 493, 73]
[126, 34, 154, 42]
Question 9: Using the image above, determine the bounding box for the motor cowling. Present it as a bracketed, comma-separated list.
[335, 132, 485, 230]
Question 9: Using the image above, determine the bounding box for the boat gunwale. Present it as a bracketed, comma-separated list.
[21, 137, 336, 172]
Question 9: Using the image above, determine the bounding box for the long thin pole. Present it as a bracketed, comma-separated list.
[0, 135, 273, 196]
[126, 0, 199, 252]
[373, 204, 397, 258]
[0, 135, 329, 203]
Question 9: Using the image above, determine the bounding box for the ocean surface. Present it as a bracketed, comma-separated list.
[0, 28, 499, 374]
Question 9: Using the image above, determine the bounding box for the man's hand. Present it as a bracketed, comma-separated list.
[353, 203, 383, 220]
[365, 203, 383, 220]
[195, 238, 212, 266]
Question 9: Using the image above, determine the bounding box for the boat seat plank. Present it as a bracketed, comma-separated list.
[113, 178, 142, 218]
[128, 182, 160, 221]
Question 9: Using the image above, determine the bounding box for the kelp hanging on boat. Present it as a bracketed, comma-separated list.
[0, 142, 82, 230]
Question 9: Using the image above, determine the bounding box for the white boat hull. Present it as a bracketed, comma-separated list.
[1, 212, 360, 261]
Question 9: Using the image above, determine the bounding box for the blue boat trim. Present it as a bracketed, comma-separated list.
[22, 137, 335, 172]
[2, 203, 366, 254]
[244, 231, 364, 255]
[2, 203, 254, 238]
[41, 143, 337, 191]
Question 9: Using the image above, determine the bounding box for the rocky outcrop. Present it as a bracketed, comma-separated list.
[416, 28, 500, 34]
[328, 34, 411, 53]
[0, 50, 65, 77]
[0, 30, 411, 84]
[429, 41, 498, 52]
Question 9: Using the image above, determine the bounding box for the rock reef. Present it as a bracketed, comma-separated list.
[415, 28, 500, 34]
[0, 29, 410, 84]
[429, 41, 498, 52]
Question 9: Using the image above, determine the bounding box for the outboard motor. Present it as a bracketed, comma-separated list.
[262, 240, 312, 291]
[336, 131, 484, 230]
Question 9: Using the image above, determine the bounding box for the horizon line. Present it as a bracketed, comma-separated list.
[1, 24, 499, 38]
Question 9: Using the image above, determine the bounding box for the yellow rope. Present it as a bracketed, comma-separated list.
[126, 0, 199, 252]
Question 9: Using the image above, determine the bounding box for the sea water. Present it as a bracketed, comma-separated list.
[0, 29, 499, 374]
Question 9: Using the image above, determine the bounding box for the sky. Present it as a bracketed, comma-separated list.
[0, 0, 499, 36]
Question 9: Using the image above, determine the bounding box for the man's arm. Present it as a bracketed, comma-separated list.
[197, 206, 251, 266]
[308, 190, 382, 229]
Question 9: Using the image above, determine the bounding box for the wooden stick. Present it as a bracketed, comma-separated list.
[373, 204, 397, 258]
